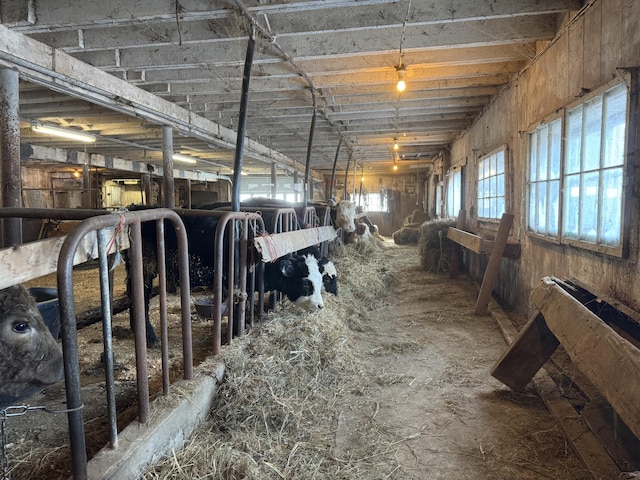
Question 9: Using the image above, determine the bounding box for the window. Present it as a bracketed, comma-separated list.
[446, 169, 462, 219]
[527, 81, 628, 254]
[528, 118, 561, 237]
[366, 192, 388, 212]
[477, 148, 506, 220]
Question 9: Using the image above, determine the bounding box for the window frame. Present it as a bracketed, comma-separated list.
[525, 77, 631, 258]
[476, 145, 509, 222]
[526, 112, 564, 245]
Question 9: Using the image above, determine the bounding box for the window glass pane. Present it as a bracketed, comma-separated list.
[579, 171, 599, 242]
[538, 126, 548, 180]
[537, 182, 547, 232]
[530, 131, 539, 182]
[603, 84, 627, 168]
[496, 197, 505, 217]
[548, 180, 560, 236]
[496, 151, 505, 174]
[600, 168, 623, 246]
[583, 96, 603, 171]
[563, 174, 580, 239]
[549, 119, 562, 179]
[528, 185, 537, 231]
[566, 107, 583, 174]
[496, 173, 504, 197]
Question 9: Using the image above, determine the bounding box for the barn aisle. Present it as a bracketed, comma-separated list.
[142, 240, 597, 480]
[329, 242, 593, 479]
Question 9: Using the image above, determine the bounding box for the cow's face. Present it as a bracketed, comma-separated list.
[335, 201, 356, 232]
[278, 254, 324, 311]
[0, 286, 64, 407]
[318, 257, 338, 295]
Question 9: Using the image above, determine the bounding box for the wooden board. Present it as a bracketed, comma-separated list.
[0, 227, 129, 289]
[490, 311, 560, 391]
[475, 213, 514, 315]
[253, 226, 337, 262]
[447, 227, 521, 258]
[488, 299, 622, 479]
[531, 276, 640, 441]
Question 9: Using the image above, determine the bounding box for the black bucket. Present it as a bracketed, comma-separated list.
[28, 287, 60, 339]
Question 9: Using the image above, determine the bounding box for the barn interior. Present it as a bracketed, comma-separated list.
[1, 1, 640, 479]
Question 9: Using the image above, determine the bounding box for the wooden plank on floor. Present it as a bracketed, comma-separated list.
[531, 277, 640, 441]
[490, 311, 560, 391]
[488, 299, 622, 479]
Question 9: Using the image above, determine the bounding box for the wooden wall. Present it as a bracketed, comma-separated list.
[450, 0, 640, 313]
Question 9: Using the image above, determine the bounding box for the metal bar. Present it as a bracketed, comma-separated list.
[0, 67, 22, 248]
[156, 219, 170, 394]
[232, 32, 256, 212]
[237, 217, 249, 337]
[96, 228, 118, 449]
[328, 139, 341, 201]
[129, 221, 151, 423]
[344, 152, 352, 201]
[55, 208, 191, 477]
[303, 107, 317, 207]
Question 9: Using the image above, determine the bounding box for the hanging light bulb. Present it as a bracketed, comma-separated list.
[396, 64, 407, 92]
[393, 138, 399, 151]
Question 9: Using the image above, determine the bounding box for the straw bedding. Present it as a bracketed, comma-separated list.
[142, 240, 399, 479]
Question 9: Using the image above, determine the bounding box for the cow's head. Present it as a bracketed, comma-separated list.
[0, 285, 64, 407]
[318, 257, 338, 296]
[277, 254, 324, 311]
[335, 201, 356, 232]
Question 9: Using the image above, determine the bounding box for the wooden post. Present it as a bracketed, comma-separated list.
[474, 213, 513, 315]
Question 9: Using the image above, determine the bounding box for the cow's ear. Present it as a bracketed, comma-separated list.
[279, 259, 296, 277]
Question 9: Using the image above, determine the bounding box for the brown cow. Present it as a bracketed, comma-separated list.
[0, 285, 64, 407]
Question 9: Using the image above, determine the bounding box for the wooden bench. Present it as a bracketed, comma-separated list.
[447, 211, 520, 315]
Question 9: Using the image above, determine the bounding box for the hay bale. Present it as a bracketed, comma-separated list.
[392, 226, 421, 245]
[418, 219, 457, 272]
[405, 209, 429, 225]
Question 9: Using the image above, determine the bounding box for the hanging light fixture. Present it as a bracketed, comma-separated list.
[393, 137, 399, 150]
[396, 64, 407, 92]
[31, 123, 96, 143]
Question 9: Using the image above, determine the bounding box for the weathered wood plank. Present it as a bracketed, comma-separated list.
[488, 298, 622, 479]
[490, 311, 560, 391]
[253, 226, 336, 262]
[0, 227, 129, 289]
[531, 276, 640, 441]
[447, 226, 483, 253]
[447, 226, 520, 258]
[475, 213, 513, 315]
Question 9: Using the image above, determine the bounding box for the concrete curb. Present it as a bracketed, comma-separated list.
[85, 361, 225, 480]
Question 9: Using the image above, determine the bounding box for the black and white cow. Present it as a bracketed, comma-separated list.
[125, 205, 326, 346]
[0, 285, 64, 407]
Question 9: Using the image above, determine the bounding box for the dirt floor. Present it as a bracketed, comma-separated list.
[3, 240, 626, 479]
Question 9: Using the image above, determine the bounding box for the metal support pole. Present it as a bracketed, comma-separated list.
[271, 163, 277, 199]
[303, 107, 317, 207]
[343, 152, 352, 201]
[0, 67, 21, 247]
[232, 32, 256, 212]
[162, 126, 175, 209]
[328, 139, 341, 201]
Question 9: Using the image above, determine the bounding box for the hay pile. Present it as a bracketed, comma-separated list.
[142, 240, 400, 479]
[392, 209, 431, 245]
[418, 219, 457, 272]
